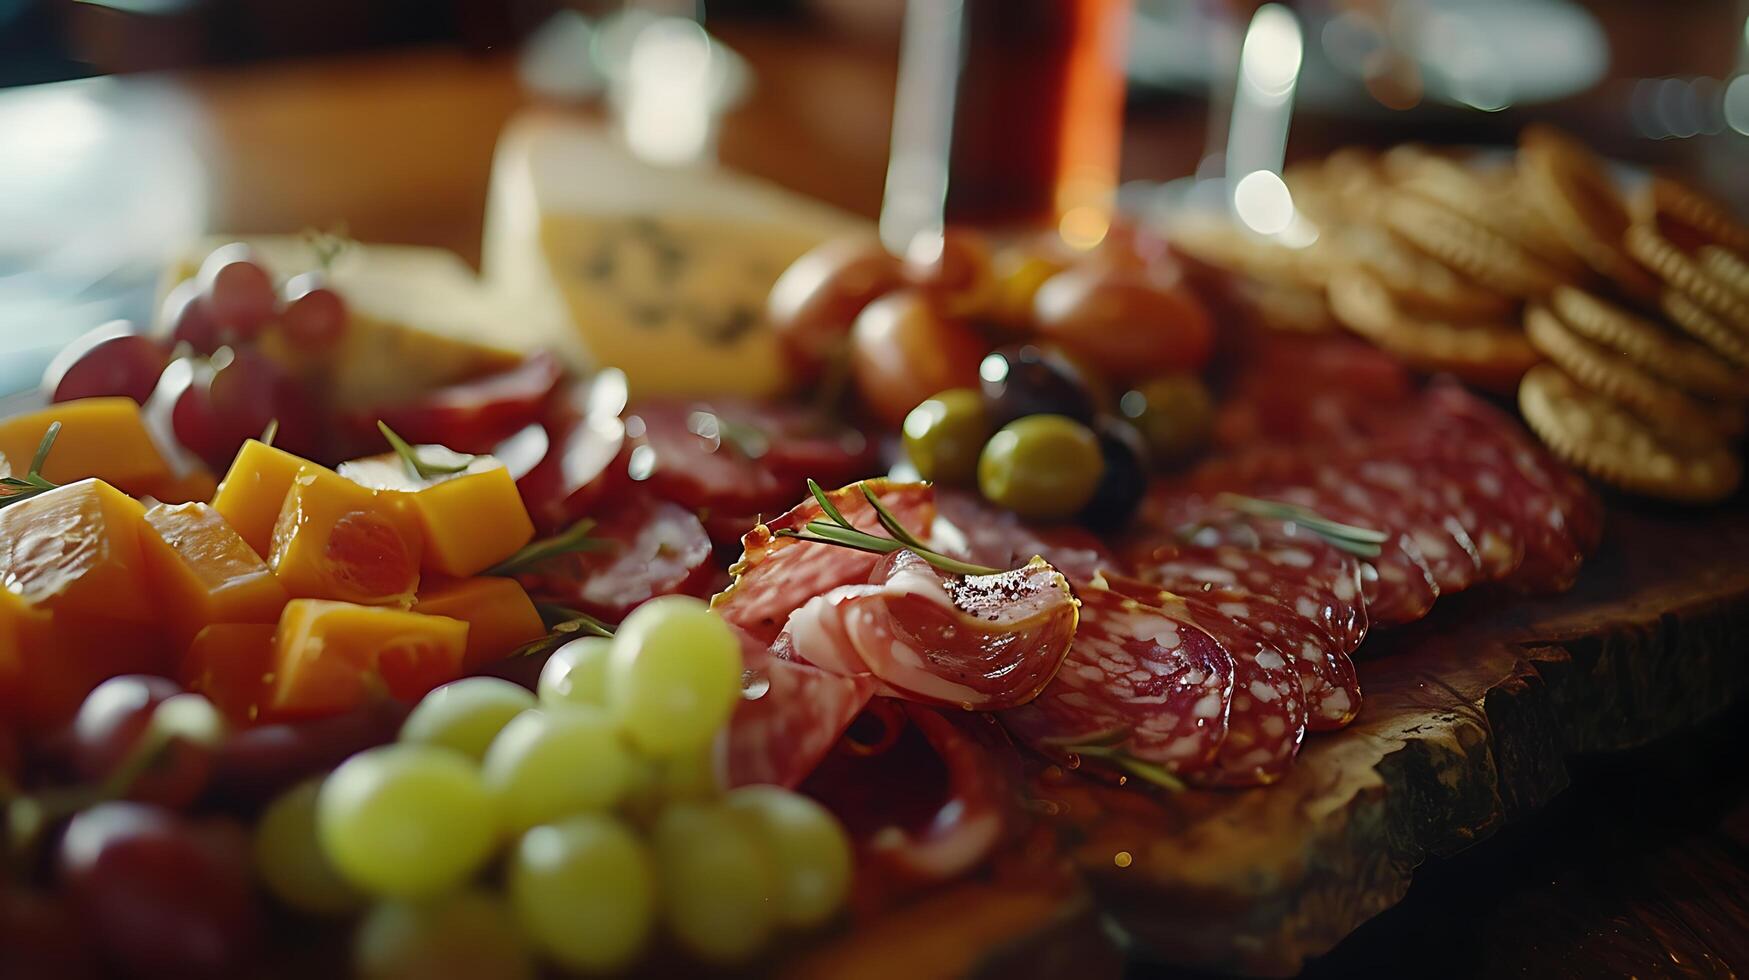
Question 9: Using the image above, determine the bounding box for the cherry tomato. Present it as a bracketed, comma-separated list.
[849, 290, 987, 428]
[768, 238, 904, 381]
[42, 322, 168, 405]
[1033, 267, 1215, 381]
[987, 246, 1067, 328]
[902, 228, 997, 318]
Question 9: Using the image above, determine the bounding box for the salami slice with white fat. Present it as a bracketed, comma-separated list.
[1098, 576, 1306, 785]
[781, 550, 1079, 709]
[933, 489, 1122, 583]
[725, 631, 875, 789]
[1000, 584, 1235, 776]
[713, 481, 936, 645]
[515, 495, 716, 621]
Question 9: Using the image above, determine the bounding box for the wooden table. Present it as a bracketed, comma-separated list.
[5, 24, 1748, 978]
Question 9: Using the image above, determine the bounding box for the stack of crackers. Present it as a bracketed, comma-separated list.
[1172, 127, 1749, 504]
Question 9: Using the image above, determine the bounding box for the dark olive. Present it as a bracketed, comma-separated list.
[977, 344, 1100, 427]
[1119, 374, 1215, 465]
[1079, 416, 1148, 531]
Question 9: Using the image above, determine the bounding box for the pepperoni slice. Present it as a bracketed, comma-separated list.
[779, 550, 1079, 709]
[1099, 575, 1306, 785]
[713, 480, 936, 645]
[514, 495, 716, 621]
[726, 632, 875, 789]
[1000, 584, 1235, 776]
[933, 488, 1121, 583]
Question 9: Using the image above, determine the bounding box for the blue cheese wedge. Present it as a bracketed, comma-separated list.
[163, 238, 533, 410]
[482, 114, 870, 398]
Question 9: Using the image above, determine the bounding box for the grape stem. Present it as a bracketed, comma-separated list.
[0, 421, 62, 510]
[772, 480, 1006, 578]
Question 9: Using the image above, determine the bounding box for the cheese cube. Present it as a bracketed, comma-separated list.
[270, 600, 467, 717]
[180, 623, 277, 724]
[0, 478, 155, 623]
[412, 576, 545, 669]
[214, 439, 331, 558]
[270, 465, 424, 608]
[481, 115, 869, 398]
[338, 449, 536, 578]
[0, 398, 170, 494]
[141, 502, 288, 647]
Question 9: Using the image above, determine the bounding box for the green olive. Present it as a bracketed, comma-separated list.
[1120, 375, 1214, 464]
[977, 415, 1104, 521]
[903, 388, 992, 486]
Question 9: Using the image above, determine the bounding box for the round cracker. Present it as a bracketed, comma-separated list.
[1231, 276, 1337, 334]
[1517, 125, 1661, 299]
[1626, 225, 1749, 333]
[1634, 176, 1749, 255]
[1524, 304, 1725, 449]
[1661, 290, 1749, 370]
[1548, 286, 1749, 401]
[1329, 270, 1538, 388]
[1697, 246, 1749, 301]
[1395, 158, 1587, 280]
[1518, 363, 1740, 504]
[1171, 212, 1325, 289]
[1324, 224, 1518, 320]
[1383, 194, 1566, 298]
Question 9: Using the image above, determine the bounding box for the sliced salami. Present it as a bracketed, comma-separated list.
[1353, 456, 1525, 582]
[933, 488, 1122, 583]
[515, 495, 716, 621]
[1099, 575, 1307, 785]
[781, 550, 1078, 709]
[725, 633, 875, 789]
[713, 481, 936, 645]
[1000, 584, 1235, 776]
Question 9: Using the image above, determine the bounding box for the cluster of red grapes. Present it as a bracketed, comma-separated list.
[2, 675, 405, 976]
[44, 244, 347, 469]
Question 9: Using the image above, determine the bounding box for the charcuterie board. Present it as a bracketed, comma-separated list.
[785, 500, 1749, 978]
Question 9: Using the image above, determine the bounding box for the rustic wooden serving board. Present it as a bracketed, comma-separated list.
[787, 501, 1749, 979]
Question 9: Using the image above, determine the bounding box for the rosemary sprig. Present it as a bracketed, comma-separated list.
[486, 518, 612, 576]
[511, 604, 617, 658]
[0, 422, 61, 510]
[377, 420, 472, 481]
[771, 479, 1005, 578]
[1215, 492, 1388, 559]
[1065, 743, 1186, 792]
[303, 224, 354, 272]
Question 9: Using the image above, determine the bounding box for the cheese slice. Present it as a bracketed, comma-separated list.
[481, 113, 870, 398]
[162, 238, 532, 411]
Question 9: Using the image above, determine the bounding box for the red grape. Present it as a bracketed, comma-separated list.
[0, 887, 99, 980]
[279, 272, 348, 349]
[206, 347, 320, 459]
[71, 675, 215, 809]
[41, 322, 168, 405]
[158, 358, 231, 472]
[211, 699, 408, 801]
[58, 803, 258, 978]
[197, 244, 277, 340]
[160, 280, 222, 355]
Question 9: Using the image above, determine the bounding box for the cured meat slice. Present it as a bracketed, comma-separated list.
[1130, 491, 1369, 657]
[1000, 584, 1235, 776]
[713, 481, 936, 645]
[802, 703, 1012, 885]
[1353, 456, 1525, 582]
[624, 398, 879, 530]
[726, 633, 875, 789]
[781, 550, 1078, 709]
[933, 488, 1121, 583]
[1099, 576, 1307, 785]
[514, 495, 716, 621]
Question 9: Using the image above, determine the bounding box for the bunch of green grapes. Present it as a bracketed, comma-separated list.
[248, 596, 855, 977]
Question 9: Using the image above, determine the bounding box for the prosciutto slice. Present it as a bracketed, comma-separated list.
[724, 631, 875, 789]
[781, 550, 1078, 710]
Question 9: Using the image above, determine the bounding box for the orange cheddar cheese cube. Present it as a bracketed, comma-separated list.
[0, 588, 51, 717]
[13, 613, 169, 732]
[214, 439, 335, 558]
[141, 502, 288, 647]
[270, 465, 423, 608]
[139, 467, 220, 505]
[412, 576, 545, 669]
[0, 478, 154, 624]
[269, 599, 466, 717]
[338, 450, 535, 578]
[0, 398, 170, 494]
[180, 623, 277, 724]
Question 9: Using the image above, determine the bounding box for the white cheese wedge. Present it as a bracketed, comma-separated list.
[481, 113, 870, 398]
[162, 238, 532, 410]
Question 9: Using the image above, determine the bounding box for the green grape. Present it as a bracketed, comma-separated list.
[607, 596, 742, 758]
[482, 706, 631, 832]
[658, 740, 723, 802]
[652, 802, 777, 964]
[254, 778, 365, 916]
[508, 814, 655, 973]
[354, 890, 535, 980]
[400, 677, 536, 761]
[724, 785, 853, 928]
[317, 744, 497, 898]
[537, 636, 613, 708]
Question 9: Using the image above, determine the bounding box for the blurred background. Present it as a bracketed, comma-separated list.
[0, 0, 1746, 381]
